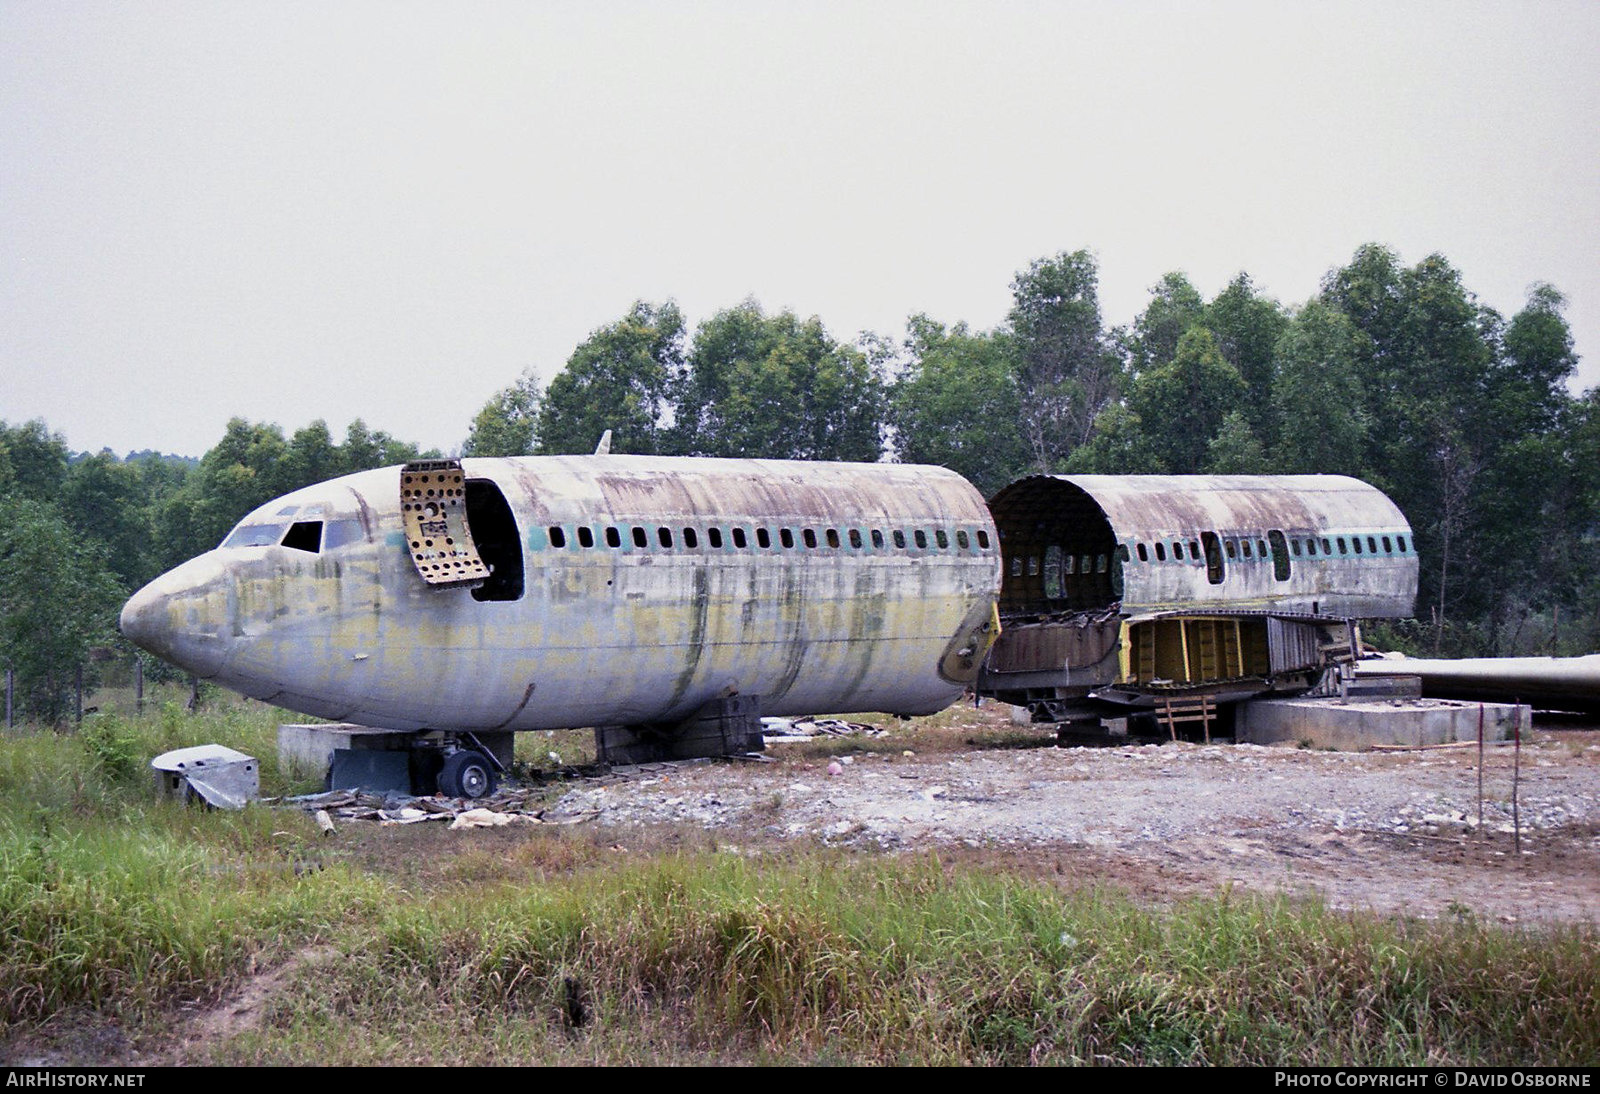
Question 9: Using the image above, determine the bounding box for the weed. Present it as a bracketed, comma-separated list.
[79, 714, 142, 782]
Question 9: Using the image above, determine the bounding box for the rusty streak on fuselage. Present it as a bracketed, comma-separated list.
[121, 456, 1003, 733]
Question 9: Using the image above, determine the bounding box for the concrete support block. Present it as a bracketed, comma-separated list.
[1235, 697, 1529, 750]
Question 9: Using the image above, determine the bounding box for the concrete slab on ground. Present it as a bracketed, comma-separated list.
[1235, 696, 1529, 750]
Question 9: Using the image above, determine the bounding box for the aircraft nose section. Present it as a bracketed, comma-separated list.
[120, 556, 232, 679]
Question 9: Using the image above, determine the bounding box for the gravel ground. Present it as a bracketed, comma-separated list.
[550, 718, 1600, 924]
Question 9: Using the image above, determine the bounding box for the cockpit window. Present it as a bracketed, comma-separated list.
[223, 523, 287, 548]
[222, 515, 364, 552]
[281, 521, 323, 553]
[322, 519, 366, 550]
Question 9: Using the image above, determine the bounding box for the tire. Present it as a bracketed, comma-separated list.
[438, 749, 497, 799]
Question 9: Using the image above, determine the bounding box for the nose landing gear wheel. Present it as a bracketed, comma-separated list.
[438, 749, 497, 799]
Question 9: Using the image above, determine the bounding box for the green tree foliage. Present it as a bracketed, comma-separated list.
[1499, 283, 1578, 433]
[165, 419, 291, 563]
[129, 451, 194, 504]
[60, 453, 152, 590]
[1126, 326, 1248, 473]
[538, 302, 685, 455]
[280, 420, 344, 490]
[0, 420, 70, 502]
[1128, 272, 1206, 374]
[1007, 251, 1122, 470]
[1203, 410, 1269, 474]
[466, 371, 542, 457]
[889, 316, 1029, 496]
[339, 419, 422, 472]
[1319, 247, 1587, 652]
[1270, 300, 1369, 474]
[1464, 285, 1585, 651]
[153, 417, 430, 571]
[0, 499, 124, 722]
[1, 242, 1584, 674]
[1556, 390, 1600, 650]
[1063, 403, 1164, 475]
[673, 301, 883, 461]
[1204, 274, 1288, 442]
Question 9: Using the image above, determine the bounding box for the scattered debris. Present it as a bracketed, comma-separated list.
[379, 807, 439, 825]
[762, 716, 884, 741]
[542, 809, 602, 825]
[280, 757, 738, 828]
[288, 783, 590, 827]
[252, 711, 1600, 925]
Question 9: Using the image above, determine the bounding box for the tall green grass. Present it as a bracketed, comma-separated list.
[2, 700, 1597, 1064]
[183, 853, 1599, 1066]
[0, 697, 354, 1025]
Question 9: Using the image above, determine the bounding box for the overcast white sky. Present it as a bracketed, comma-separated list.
[3, 1, 1597, 459]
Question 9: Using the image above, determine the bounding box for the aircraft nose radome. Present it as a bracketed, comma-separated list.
[119, 562, 230, 679]
[118, 582, 166, 649]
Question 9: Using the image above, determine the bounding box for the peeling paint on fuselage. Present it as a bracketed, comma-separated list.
[121, 457, 1003, 733]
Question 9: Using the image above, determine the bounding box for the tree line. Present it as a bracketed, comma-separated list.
[466, 243, 1596, 660]
[2, 242, 1594, 719]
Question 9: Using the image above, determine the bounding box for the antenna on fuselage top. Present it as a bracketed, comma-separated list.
[594, 430, 613, 455]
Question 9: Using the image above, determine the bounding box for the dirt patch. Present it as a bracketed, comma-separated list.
[551, 711, 1600, 924]
[2, 1013, 139, 1068]
[166, 945, 339, 1064]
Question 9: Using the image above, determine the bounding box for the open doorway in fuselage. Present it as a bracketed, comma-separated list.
[465, 479, 524, 602]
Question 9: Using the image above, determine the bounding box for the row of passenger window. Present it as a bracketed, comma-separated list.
[540, 523, 993, 555]
[1128, 531, 1409, 565]
[1010, 529, 1414, 594]
[1012, 550, 1110, 578]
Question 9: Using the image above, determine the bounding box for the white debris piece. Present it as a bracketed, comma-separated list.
[151, 745, 259, 810]
[450, 808, 518, 829]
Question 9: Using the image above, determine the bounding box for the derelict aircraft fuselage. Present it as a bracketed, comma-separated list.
[119, 456, 1004, 734]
